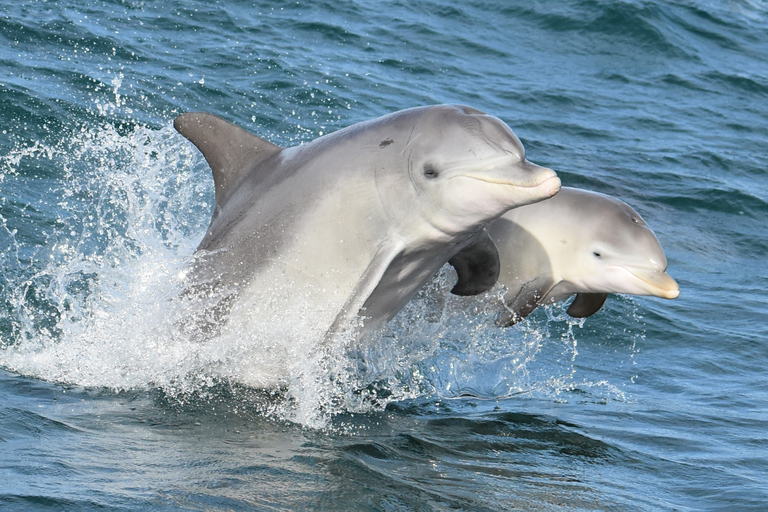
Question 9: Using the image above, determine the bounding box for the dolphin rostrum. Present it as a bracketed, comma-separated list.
[449, 187, 679, 326]
[174, 105, 561, 340]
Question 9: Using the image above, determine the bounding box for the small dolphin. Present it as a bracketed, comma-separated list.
[449, 187, 679, 326]
[174, 105, 560, 338]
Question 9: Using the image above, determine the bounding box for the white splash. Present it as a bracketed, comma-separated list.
[0, 112, 626, 429]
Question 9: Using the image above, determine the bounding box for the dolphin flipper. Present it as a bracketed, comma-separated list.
[566, 293, 608, 318]
[448, 231, 501, 296]
[495, 276, 555, 327]
[174, 113, 283, 211]
[326, 243, 404, 338]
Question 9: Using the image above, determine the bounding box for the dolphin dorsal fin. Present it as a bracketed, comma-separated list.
[447, 230, 501, 296]
[174, 112, 283, 210]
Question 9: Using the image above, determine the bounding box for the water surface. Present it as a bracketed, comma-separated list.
[1, 0, 767, 509]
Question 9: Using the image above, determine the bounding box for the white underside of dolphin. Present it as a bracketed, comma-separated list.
[174, 105, 561, 357]
[448, 187, 679, 326]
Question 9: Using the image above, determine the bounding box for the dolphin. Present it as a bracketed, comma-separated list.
[174, 105, 561, 340]
[448, 187, 679, 326]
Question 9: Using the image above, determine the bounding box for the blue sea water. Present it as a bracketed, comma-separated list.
[1, 0, 767, 509]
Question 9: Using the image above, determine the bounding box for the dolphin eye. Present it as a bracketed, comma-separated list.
[593, 251, 602, 258]
[423, 163, 440, 179]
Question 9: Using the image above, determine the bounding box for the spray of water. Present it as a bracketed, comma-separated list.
[0, 93, 630, 428]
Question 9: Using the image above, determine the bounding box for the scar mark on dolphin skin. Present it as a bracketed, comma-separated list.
[379, 139, 394, 148]
[401, 126, 421, 155]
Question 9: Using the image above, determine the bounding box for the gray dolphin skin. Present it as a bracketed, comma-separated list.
[174, 105, 561, 339]
[449, 187, 679, 327]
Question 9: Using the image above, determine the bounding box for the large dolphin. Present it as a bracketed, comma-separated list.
[448, 187, 679, 326]
[174, 105, 560, 340]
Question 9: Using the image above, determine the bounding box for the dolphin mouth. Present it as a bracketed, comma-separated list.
[464, 173, 560, 190]
[447, 155, 559, 188]
[623, 267, 680, 299]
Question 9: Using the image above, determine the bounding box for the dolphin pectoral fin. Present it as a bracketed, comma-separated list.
[566, 293, 608, 318]
[495, 300, 539, 327]
[174, 113, 283, 210]
[325, 244, 403, 341]
[448, 230, 500, 296]
[495, 277, 553, 327]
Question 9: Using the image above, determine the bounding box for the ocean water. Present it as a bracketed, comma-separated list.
[1, 0, 767, 509]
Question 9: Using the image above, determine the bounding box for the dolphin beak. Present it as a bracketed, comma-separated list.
[451, 156, 560, 191]
[507, 161, 561, 199]
[625, 268, 680, 299]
